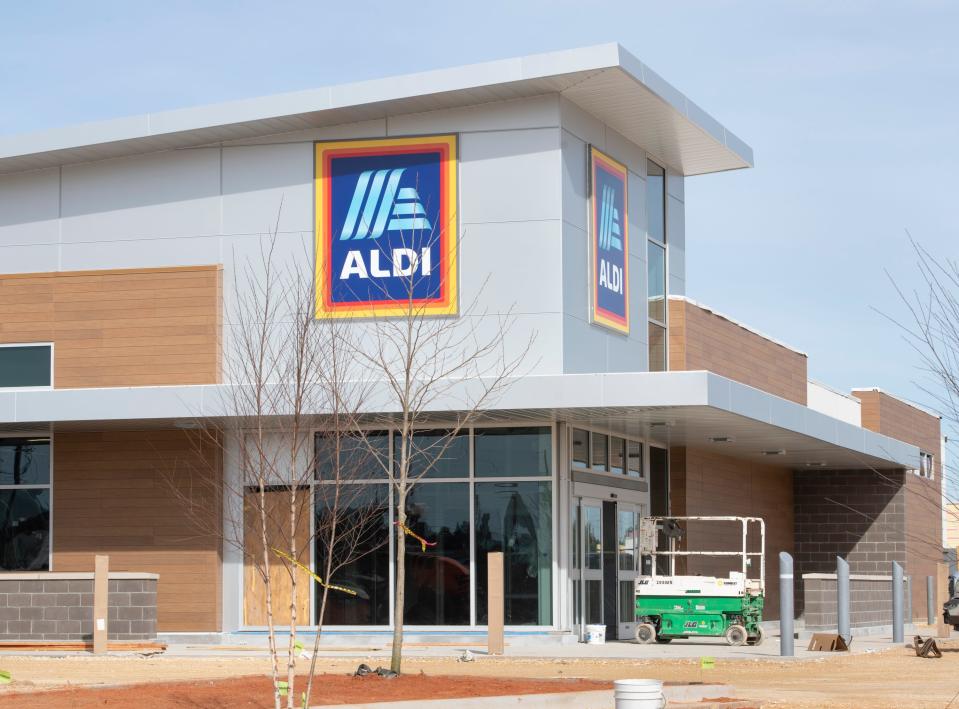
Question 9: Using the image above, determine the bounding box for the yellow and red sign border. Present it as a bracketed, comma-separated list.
[589, 146, 630, 334]
[314, 135, 458, 319]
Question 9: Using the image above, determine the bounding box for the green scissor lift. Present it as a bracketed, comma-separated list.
[634, 516, 766, 646]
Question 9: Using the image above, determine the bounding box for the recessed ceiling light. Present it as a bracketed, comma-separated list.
[174, 420, 203, 430]
[707, 435, 734, 444]
[804, 461, 827, 468]
[650, 421, 674, 428]
[762, 449, 786, 456]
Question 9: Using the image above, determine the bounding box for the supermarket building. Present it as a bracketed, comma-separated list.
[0, 44, 944, 643]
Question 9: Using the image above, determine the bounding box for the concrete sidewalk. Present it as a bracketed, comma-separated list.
[154, 628, 947, 660]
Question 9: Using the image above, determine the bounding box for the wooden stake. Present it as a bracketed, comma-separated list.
[487, 552, 504, 656]
[93, 555, 109, 655]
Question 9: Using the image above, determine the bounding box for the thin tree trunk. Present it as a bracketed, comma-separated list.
[390, 488, 407, 674]
[259, 482, 282, 709]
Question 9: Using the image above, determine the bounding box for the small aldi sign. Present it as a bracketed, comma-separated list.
[314, 135, 458, 319]
[589, 146, 629, 334]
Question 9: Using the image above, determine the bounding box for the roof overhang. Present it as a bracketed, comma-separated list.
[0, 44, 752, 177]
[0, 371, 914, 471]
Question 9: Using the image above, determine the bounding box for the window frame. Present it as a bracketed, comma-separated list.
[302, 421, 557, 633]
[645, 159, 668, 371]
[0, 342, 55, 391]
[0, 432, 53, 572]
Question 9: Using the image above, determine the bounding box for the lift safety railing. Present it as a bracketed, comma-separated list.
[643, 515, 766, 594]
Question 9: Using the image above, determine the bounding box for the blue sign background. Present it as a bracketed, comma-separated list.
[593, 163, 628, 323]
[328, 151, 443, 305]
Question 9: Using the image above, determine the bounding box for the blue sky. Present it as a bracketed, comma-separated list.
[3, 1, 957, 415]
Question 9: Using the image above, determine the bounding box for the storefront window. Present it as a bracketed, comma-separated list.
[0, 437, 50, 571]
[571, 429, 589, 469]
[610, 437, 625, 474]
[475, 482, 552, 625]
[316, 431, 389, 481]
[396, 430, 469, 479]
[590, 433, 608, 471]
[404, 483, 470, 625]
[474, 427, 551, 477]
[315, 484, 390, 625]
[627, 440, 643, 479]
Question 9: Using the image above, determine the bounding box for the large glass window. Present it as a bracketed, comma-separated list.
[404, 483, 470, 625]
[0, 346, 52, 389]
[316, 431, 389, 481]
[474, 427, 551, 477]
[0, 437, 51, 571]
[646, 159, 667, 372]
[311, 427, 554, 628]
[475, 482, 552, 625]
[315, 484, 390, 625]
[397, 430, 469, 479]
[610, 437, 625, 475]
[627, 440, 643, 479]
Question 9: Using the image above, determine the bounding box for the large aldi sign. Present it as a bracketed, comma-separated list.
[589, 146, 630, 334]
[314, 135, 458, 318]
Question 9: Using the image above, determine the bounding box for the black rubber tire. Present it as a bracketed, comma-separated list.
[655, 637, 673, 644]
[635, 623, 657, 644]
[725, 624, 748, 646]
[746, 626, 765, 646]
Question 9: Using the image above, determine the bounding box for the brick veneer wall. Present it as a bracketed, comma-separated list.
[853, 389, 943, 621]
[667, 296, 808, 405]
[803, 574, 902, 631]
[0, 576, 157, 641]
[669, 447, 794, 620]
[793, 469, 905, 619]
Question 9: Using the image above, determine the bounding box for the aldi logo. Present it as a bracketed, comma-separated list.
[589, 146, 630, 334]
[314, 136, 458, 318]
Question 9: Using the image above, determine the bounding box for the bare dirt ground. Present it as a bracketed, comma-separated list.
[0, 646, 956, 708]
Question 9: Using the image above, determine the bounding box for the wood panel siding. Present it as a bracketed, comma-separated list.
[52, 430, 222, 632]
[243, 488, 312, 627]
[668, 296, 808, 405]
[0, 265, 222, 387]
[669, 447, 793, 619]
[854, 389, 943, 620]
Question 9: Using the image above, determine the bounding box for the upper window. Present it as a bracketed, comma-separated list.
[646, 160, 668, 372]
[0, 437, 51, 571]
[919, 451, 935, 479]
[646, 160, 666, 245]
[474, 427, 551, 477]
[0, 345, 52, 389]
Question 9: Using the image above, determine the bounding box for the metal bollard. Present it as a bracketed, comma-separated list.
[927, 575, 935, 626]
[892, 561, 904, 643]
[780, 552, 794, 657]
[906, 575, 912, 625]
[837, 556, 850, 644]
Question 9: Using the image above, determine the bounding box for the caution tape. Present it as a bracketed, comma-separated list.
[394, 521, 437, 552]
[270, 547, 357, 596]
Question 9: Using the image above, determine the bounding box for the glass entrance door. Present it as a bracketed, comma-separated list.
[570, 498, 603, 638]
[616, 504, 646, 639]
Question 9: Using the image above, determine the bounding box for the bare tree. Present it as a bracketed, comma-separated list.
[347, 217, 535, 675]
[171, 222, 384, 709]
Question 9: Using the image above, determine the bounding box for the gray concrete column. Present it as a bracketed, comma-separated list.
[837, 556, 850, 643]
[779, 552, 794, 657]
[892, 561, 904, 643]
[927, 575, 936, 626]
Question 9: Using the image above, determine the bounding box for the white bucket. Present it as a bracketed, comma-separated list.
[614, 679, 665, 709]
[584, 624, 606, 644]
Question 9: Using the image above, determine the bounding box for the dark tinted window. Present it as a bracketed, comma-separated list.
[0, 439, 50, 485]
[0, 346, 51, 388]
[396, 430, 469, 479]
[0, 489, 50, 571]
[474, 427, 551, 477]
[646, 160, 665, 244]
[316, 431, 389, 481]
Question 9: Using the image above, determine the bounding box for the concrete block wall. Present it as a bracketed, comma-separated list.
[0, 576, 157, 641]
[803, 574, 901, 631]
[793, 469, 905, 618]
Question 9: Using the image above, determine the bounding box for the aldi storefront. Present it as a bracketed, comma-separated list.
[0, 44, 942, 644]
